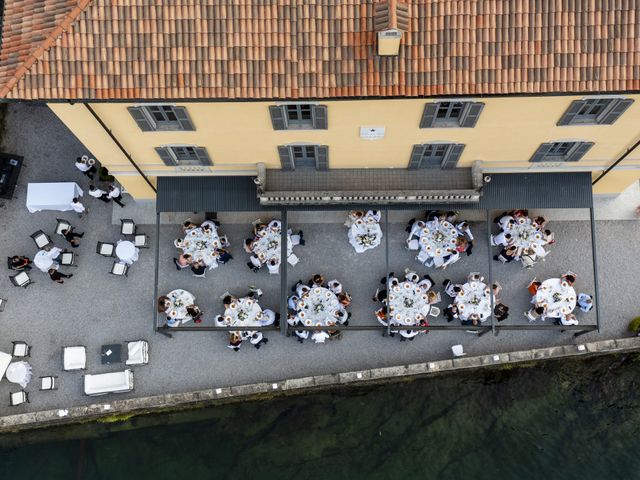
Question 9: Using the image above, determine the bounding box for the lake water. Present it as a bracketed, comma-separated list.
[1, 354, 640, 479]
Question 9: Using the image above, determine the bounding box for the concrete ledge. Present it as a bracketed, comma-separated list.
[2, 336, 640, 434]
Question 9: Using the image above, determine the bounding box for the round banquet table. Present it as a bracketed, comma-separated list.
[116, 240, 139, 264]
[503, 216, 545, 249]
[34, 247, 62, 272]
[165, 289, 196, 321]
[294, 287, 345, 331]
[222, 297, 264, 334]
[535, 278, 577, 318]
[348, 216, 382, 253]
[252, 226, 292, 265]
[6, 361, 32, 388]
[418, 220, 459, 260]
[388, 281, 431, 326]
[454, 280, 492, 322]
[181, 226, 221, 268]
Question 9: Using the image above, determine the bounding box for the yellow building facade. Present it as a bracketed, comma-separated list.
[49, 94, 640, 200]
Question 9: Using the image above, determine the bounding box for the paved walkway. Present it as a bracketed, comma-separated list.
[0, 104, 639, 417]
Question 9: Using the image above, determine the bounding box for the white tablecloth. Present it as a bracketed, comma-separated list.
[503, 216, 545, 249]
[26, 182, 83, 213]
[416, 220, 459, 259]
[34, 247, 62, 273]
[388, 281, 431, 325]
[252, 225, 292, 265]
[535, 278, 577, 318]
[116, 240, 139, 264]
[222, 297, 264, 334]
[348, 215, 382, 253]
[6, 361, 32, 388]
[294, 287, 345, 328]
[165, 289, 196, 321]
[181, 226, 221, 268]
[455, 280, 492, 322]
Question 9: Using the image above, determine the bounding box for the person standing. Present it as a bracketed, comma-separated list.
[88, 185, 110, 203]
[70, 197, 87, 218]
[108, 184, 126, 207]
[74, 156, 96, 180]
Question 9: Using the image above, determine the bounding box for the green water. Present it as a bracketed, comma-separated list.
[2, 354, 640, 479]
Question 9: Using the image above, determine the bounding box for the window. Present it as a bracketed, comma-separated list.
[557, 98, 634, 126]
[420, 102, 484, 128]
[269, 104, 328, 130]
[529, 141, 594, 163]
[128, 105, 195, 131]
[408, 143, 465, 170]
[277, 145, 329, 171]
[155, 145, 212, 166]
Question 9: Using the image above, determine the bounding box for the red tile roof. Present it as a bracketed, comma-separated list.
[1, 0, 639, 100]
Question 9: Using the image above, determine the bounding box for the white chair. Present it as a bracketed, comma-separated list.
[126, 340, 149, 366]
[60, 251, 76, 266]
[490, 234, 499, 246]
[451, 344, 466, 357]
[110, 261, 128, 276]
[12, 341, 30, 357]
[219, 235, 230, 247]
[416, 250, 429, 263]
[0, 298, 6, 312]
[55, 219, 72, 236]
[267, 262, 280, 275]
[96, 241, 115, 257]
[467, 272, 483, 282]
[134, 234, 149, 248]
[287, 253, 299, 266]
[10, 272, 32, 288]
[407, 239, 420, 250]
[40, 376, 58, 391]
[30, 230, 52, 249]
[9, 391, 28, 406]
[521, 255, 536, 269]
[63, 346, 86, 371]
[428, 306, 440, 317]
[120, 219, 136, 235]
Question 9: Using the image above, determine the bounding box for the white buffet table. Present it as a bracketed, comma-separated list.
[26, 182, 83, 213]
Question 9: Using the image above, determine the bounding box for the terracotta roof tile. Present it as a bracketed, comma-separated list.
[1, 0, 639, 100]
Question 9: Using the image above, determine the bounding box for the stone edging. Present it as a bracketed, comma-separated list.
[1, 336, 639, 434]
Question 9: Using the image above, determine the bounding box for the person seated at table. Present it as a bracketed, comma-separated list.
[492, 282, 503, 298]
[157, 295, 171, 313]
[444, 304, 459, 322]
[247, 255, 261, 273]
[405, 270, 420, 283]
[456, 221, 474, 241]
[465, 313, 481, 326]
[492, 231, 512, 247]
[455, 237, 469, 254]
[287, 295, 299, 311]
[264, 258, 278, 274]
[182, 220, 198, 233]
[260, 309, 278, 327]
[442, 279, 461, 298]
[325, 280, 342, 295]
[467, 272, 485, 283]
[249, 331, 269, 349]
[173, 253, 192, 270]
[268, 219, 281, 230]
[60, 228, 84, 248]
[399, 329, 420, 341]
[524, 305, 546, 322]
[214, 314, 226, 327]
[294, 328, 309, 343]
[185, 305, 203, 324]
[296, 283, 310, 298]
[444, 211, 458, 223]
[222, 295, 236, 309]
[310, 274, 325, 287]
[405, 218, 417, 233]
[334, 309, 349, 325]
[338, 293, 351, 308]
[252, 222, 266, 236]
[577, 293, 594, 312]
[533, 216, 548, 229]
[494, 245, 518, 264]
[427, 290, 439, 305]
[542, 229, 555, 245]
[425, 210, 440, 222]
[557, 313, 579, 326]
[512, 209, 528, 218]
[375, 306, 388, 325]
[227, 332, 242, 352]
[367, 210, 382, 222]
[217, 249, 233, 264]
[243, 238, 255, 254]
[48, 268, 73, 284]
[526, 278, 541, 296]
[494, 302, 510, 321]
[372, 288, 387, 304]
[191, 260, 207, 276]
[10, 255, 32, 271]
[418, 274, 434, 291]
[561, 272, 577, 286]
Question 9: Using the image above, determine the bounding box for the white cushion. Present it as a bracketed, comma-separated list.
[61, 253, 74, 264]
[63, 346, 86, 370]
[112, 263, 127, 275]
[126, 341, 149, 365]
[100, 244, 114, 255]
[287, 253, 299, 266]
[0, 351, 12, 379]
[12, 343, 28, 356]
[122, 223, 135, 234]
[34, 234, 49, 248]
[41, 377, 55, 389]
[451, 344, 465, 357]
[10, 391, 26, 405]
[134, 235, 146, 246]
[84, 370, 133, 395]
[56, 222, 71, 235]
[407, 239, 420, 250]
[13, 272, 30, 286]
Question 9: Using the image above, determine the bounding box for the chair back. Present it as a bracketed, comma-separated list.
[111, 262, 128, 276]
[61, 252, 75, 266]
[120, 219, 136, 235]
[55, 219, 72, 236]
[97, 242, 115, 256]
[12, 341, 30, 357]
[9, 391, 28, 406]
[287, 253, 299, 266]
[10, 272, 31, 287]
[428, 306, 440, 317]
[31, 230, 51, 249]
[134, 234, 148, 247]
[451, 344, 466, 357]
[40, 376, 58, 390]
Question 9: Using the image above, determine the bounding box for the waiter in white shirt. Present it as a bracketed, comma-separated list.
[74, 156, 96, 180]
[108, 184, 126, 207]
[70, 197, 87, 218]
[88, 185, 110, 203]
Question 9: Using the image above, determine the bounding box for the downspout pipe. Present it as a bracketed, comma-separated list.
[592, 137, 640, 186]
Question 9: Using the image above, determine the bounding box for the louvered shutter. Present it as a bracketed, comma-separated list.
[419, 104, 439, 128]
[460, 103, 484, 127]
[565, 142, 594, 162]
[194, 147, 212, 165]
[312, 105, 328, 129]
[173, 107, 195, 131]
[315, 145, 329, 170]
[598, 99, 634, 125]
[278, 146, 295, 170]
[408, 145, 426, 169]
[557, 100, 588, 126]
[269, 106, 288, 130]
[529, 143, 555, 162]
[155, 147, 176, 166]
[128, 107, 155, 131]
[441, 144, 465, 169]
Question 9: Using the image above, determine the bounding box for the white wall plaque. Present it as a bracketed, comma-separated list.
[360, 127, 385, 140]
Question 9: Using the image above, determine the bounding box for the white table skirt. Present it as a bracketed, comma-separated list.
[6, 361, 32, 388]
[455, 280, 492, 322]
[166, 289, 196, 320]
[34, 247, 62, 273]
[182, 226, 221, 268]
[116, 240, 139, 264]
[388, 281, 431, 325]
[26, 182, 83, 213]
[223, 297, 264, 334]
[536, 278, 577, 318]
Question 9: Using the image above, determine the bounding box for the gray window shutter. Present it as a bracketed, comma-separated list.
[315, 145, 329, 170]
[557, 100, 588, 126]
[565, 142, 594, 162]
[128, 107, 155, 131]
[529, 143, 555, 162]
[598, 99, 634, 125]
[459, 103, 484, 128]
[278, 146, 295, 170]
[155, 147, 176, 166]
[419, 104, 439, 128]
[441, 144, 465, 169]
[269, 106, 288, 130]
[173, 107, 195, 131]
[408, 145, 426, 169]
[194, 147, 212, 165]
[312, 105, 328, 129]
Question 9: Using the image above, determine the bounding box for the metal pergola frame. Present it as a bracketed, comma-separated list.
[152, 203, 600, 339]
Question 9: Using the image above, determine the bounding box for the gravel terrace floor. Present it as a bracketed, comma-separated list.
[0, 104, 638, 417]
